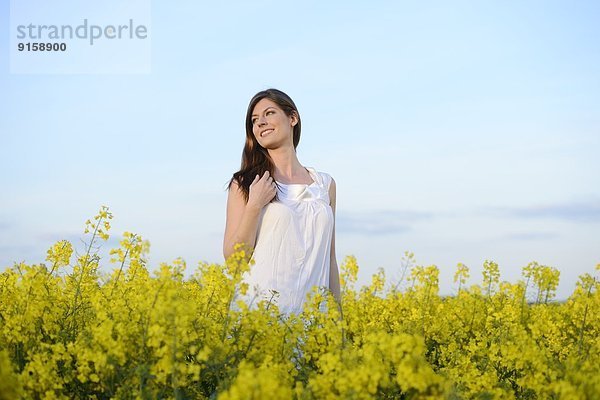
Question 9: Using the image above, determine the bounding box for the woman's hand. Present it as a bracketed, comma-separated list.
[247, 170, 277, 211]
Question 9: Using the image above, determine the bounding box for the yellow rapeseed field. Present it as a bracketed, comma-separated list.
[0, 206, 598, 399]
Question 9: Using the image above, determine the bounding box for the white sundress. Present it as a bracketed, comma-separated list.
[230, 166, 335, 317]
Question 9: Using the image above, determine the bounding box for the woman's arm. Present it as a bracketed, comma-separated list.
[328, 177, 342, 310]
[223, 180, 262, 261]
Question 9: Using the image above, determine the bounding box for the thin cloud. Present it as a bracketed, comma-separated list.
[0, 245, 38, 269]
[336, 209, 432, 235]
[35, 231, 122, 248]
[36, 232, 81, 243]
[487, 200, 600, 222]
[503, 232, 559, 241]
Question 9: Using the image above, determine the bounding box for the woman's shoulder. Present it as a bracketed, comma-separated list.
[307, 166, 333, 190]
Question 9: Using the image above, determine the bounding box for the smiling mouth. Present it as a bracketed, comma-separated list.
[261, 129, 274, 137]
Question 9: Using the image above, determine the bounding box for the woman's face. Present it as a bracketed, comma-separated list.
[251, 98, 296, 149]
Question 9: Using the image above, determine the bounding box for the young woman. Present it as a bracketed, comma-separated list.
[223, 88, 341, 317]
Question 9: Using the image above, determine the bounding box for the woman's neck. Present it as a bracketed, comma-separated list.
[268, 147, 306, 181]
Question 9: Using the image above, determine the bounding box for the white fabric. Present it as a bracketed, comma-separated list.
[231, 166, 334, 317]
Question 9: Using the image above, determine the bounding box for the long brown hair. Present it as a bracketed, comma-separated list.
[225, 88, 302, 203]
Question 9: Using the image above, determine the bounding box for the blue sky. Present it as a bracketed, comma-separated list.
[1, 0, 599, 299]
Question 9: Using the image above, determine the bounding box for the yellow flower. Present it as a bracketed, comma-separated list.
[1, 208, 599, 399]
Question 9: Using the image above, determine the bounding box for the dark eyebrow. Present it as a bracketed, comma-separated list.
[251, 107, 275, 118]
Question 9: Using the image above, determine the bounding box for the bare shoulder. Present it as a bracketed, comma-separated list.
[227, 178, 245, 205]
[228, 177, 241, 192]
